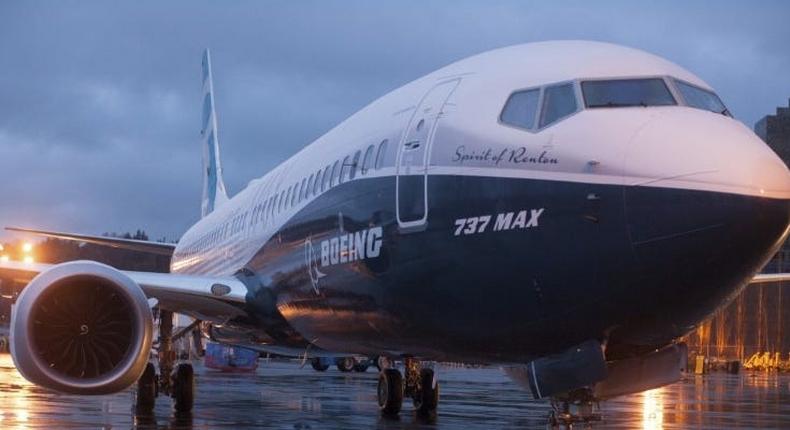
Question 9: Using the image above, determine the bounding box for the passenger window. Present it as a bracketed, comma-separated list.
[277, 190, 285, 213]
[299, 178, 307, 202]
[264, 197, 270, 220]
[339, 155, 351, 184]
[306, 174, 315, 198]
[322, 165, 331, 191]
[540, 83, 578, 128]
[291, 183, 298, 207]
[349, 150, 361, 180]
[330, 160, 341, 187]
[500, 89, 540, 129]
[362, 145, 375, 174]
[375, 139, 388, 169]
[312, 170, 321, 195]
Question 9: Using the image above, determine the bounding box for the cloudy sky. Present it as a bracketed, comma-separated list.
[1, 0, 789, 242]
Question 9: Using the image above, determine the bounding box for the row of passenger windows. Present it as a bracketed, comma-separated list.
[500, 77, 729, 131]
[180, 139, 390, 259]
[252, 138, 389, 225]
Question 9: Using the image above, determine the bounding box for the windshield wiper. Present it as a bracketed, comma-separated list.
[587, 101, 648, 108]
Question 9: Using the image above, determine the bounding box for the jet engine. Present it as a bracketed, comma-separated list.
[11, 261, 153, 394]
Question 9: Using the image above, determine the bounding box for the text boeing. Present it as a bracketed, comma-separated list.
[320, 226, 383, 267]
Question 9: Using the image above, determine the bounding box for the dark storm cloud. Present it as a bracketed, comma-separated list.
[1, 0, 789, 241]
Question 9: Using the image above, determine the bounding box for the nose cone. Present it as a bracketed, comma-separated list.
[621, 110, 790, 344]
[625, 108, 790, 198]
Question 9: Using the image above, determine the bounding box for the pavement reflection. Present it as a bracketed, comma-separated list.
[0, 355, 787, 429]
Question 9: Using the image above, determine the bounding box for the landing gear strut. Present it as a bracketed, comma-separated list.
[377, 358, 439, 417]
[547, 388, 601, 428]
[134, 310, 195, 414]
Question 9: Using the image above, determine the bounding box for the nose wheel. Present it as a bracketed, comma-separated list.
[413, 368, 439, 416]
[377, 358, 439, 417]
[546, 388, 602, 428]
[378, 368, 403, 415]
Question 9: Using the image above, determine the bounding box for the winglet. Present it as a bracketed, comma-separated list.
[201, 48, 229, 218]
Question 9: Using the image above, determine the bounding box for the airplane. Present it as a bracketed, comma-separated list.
[1, 40, 790, 424]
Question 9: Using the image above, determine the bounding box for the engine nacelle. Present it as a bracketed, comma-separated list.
[11, 261, 153, 394]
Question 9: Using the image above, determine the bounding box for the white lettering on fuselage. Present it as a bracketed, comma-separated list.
[320, 226, 383, 267]
[454, 209, 544, 236]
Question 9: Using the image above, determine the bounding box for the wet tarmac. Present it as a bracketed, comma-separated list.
[0, 354, 788, 429]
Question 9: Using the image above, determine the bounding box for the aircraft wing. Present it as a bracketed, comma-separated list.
[0, 260, 248, 323]
[749, 273, 790, 284]
[5, 227, 176, 256]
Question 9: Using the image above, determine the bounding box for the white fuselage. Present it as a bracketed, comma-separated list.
[171, 40, 790, 278]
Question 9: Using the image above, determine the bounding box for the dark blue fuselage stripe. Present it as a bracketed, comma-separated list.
[237, 174, 789, 363]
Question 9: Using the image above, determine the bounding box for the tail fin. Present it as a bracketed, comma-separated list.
[200, 48, 229, 218]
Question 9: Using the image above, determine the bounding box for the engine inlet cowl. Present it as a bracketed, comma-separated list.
[11, 261, 153, 394]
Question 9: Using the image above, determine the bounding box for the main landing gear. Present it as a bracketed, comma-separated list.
[134, 310, 197, 414]
[547, 388, 602, 428]
[377, 358, 439, 417]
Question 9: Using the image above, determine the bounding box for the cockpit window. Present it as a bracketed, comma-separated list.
[501, 89, 540, 130]
[582, 79, 676, 108]
[539, 83, 578, 128]
[674, 79, 729, 116]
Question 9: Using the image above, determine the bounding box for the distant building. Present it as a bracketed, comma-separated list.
[755, 99, 790, 166]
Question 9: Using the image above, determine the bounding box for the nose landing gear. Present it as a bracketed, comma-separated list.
[547, 388, 602, 428]
[377, 358, 439, 417]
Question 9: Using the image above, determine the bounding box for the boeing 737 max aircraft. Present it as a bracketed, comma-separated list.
[2, 41, 789, 422]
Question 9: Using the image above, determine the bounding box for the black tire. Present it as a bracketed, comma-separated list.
[376, 356, 392, 371]
[353, 360, 370, 373]
[377, 368, 403, 415]
[547, 410, 558, 429]
[413, 368, 439, 415]
[171, 363, 194, 413]
[336, 357, 354, 372]
[135, 362, 157, 413]
[311, 358, 330, 372]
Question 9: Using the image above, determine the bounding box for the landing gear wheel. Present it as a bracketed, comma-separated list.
[311, 358, 330, 372]
[171, 363, 194, 413]
[546, 410, 558, 429]
[336, 357, 355, 372]
[353, 360, 370, 372]
[377, 368, 403, 416]
[413, 368, 439, 415]
[134, 362, 157, 413]
[376, 356, 392, 371]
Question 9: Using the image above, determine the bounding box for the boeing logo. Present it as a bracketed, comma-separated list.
[320, 226, 383, 267]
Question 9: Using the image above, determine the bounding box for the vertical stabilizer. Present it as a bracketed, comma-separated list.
[200, 48, 229, 218]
